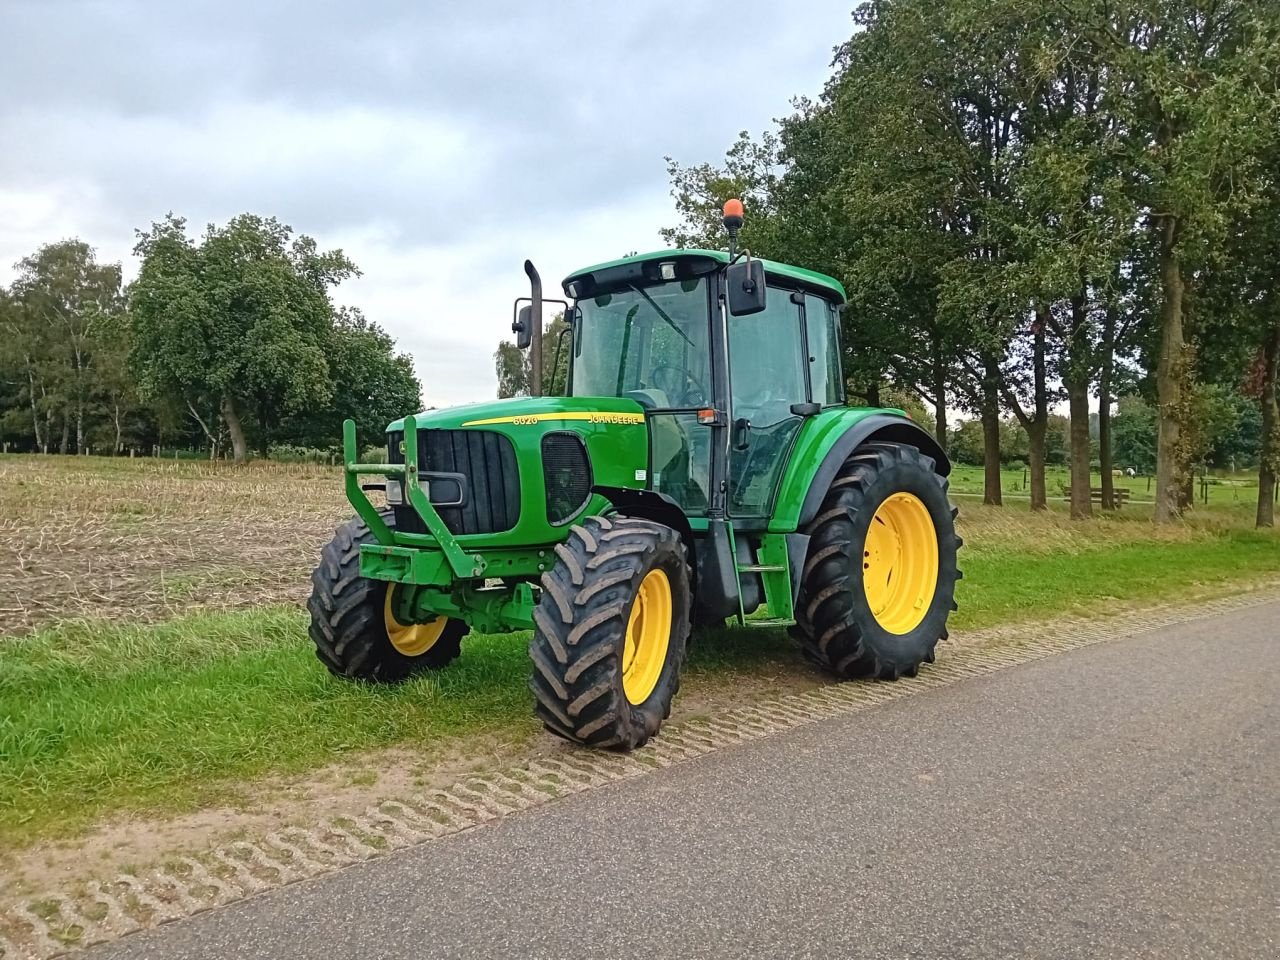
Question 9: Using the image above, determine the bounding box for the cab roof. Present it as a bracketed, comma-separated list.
[562, 248, 847, 303]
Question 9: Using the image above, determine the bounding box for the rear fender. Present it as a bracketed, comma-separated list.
[770, 411, 950, 532]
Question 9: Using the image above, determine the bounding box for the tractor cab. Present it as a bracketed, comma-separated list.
[560, 248, 847, 523]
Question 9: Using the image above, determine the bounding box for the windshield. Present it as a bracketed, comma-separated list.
[571, 278, 710, 409]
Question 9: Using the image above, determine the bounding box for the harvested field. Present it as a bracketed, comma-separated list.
[0, 456, 349, 636]
[0, 453, 1269, 637]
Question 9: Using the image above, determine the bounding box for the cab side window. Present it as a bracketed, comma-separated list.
[804, 294, 843, 406]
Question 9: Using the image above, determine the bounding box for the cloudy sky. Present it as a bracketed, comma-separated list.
[1, 0, 855, 405]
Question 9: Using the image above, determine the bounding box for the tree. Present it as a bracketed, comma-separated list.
[948, 419, 986, 466]
[92, 309, 148, 454]
[130, 214, 358, 462]
[277, 307, 421, 452]
[1112, 394, 1158, 474]
[494, 314, 569, 398]
[660, 131, 780, 250]
[7, 240, 125, 454]
[1086, 1, 1280, 521]
[1198, 71, 1280, 526]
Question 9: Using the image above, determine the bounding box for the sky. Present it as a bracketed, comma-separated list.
[0, 0, 856, 406]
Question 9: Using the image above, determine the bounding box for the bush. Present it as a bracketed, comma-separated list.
[157, 447, 213, 461]
[268, 444, 336, 464]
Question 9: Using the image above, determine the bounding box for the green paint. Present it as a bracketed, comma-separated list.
[342, 419, 394, 543]
[403, 581, 538, 634]
[344, 396, 649, 630]
[767, 406, 909, 533]
[754, 534, 795, 622]
[563, 248, 847, 302]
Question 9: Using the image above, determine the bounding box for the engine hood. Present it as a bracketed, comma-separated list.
[386, 395, 646, 433]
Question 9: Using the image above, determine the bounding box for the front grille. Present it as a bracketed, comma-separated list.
[386, 429, 520, 535]
[542, 432, 592, 525]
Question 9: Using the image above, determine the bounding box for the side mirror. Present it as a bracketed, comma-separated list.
[513, 304, 534, 349]
[726, 259, 767, 316]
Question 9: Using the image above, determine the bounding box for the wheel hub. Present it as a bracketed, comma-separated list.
[622, 568, 673, 705]
[862, 492, 939, 634]
[384, 586, 447, 657]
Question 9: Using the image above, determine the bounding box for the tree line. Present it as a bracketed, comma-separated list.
[0, 214, 420, 463]
[663, 0, 1280, 527]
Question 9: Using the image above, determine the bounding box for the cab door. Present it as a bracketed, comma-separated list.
[726, 288, 808, 517]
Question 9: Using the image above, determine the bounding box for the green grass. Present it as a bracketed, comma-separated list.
[954, 528, 1280, 629]
[1, 518, 1278, 849]
[947, 462, 1266, 507]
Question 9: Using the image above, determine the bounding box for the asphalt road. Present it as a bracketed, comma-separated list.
[90, 603, 1279, 960]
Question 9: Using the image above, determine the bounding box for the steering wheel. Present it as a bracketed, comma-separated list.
[650, 364, 706, 408]
[735, 383, 794, 427]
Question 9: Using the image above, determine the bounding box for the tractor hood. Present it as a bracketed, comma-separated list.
[386, 395, 646, 433]
[382, 394, 649, 546]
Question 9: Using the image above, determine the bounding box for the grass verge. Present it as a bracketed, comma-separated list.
[2, 517, 1277, 850]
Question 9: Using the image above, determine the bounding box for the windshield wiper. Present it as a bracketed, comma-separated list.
[630, 284, 694, 347]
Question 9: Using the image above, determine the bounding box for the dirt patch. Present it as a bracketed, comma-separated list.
[0, 734, 526, 899]
[0, 456, 349, 636]
[0, 657, 829, 899]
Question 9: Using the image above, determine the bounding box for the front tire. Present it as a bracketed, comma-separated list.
[530, 516, 691, 750]
[308, 513, 467, 683]
[795, 442, 960, 679]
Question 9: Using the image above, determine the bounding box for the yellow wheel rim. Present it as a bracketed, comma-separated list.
[384, 587, 447, 657]
[862, 492, 939, 635]
[622, 568, 673, 705]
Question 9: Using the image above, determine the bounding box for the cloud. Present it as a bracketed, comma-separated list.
[0, 0, 854, 405]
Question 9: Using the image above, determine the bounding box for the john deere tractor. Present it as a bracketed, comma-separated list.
[308, 200, 960, 750]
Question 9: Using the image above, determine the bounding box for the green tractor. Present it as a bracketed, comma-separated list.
[308, 200, 961, 750]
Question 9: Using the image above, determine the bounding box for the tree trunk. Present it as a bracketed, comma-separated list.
[1027, 420, 1047, 511]
[932, 330, 948, 450]
[1098, 303, 1116, 510]
[26, 362, 45, 452]
[1154, 217, 1186, 523]
[222, 394, 248, 464]
[59, 415, 70, 455]
[73, 344, 85, 455]
[1066, 375, 1092, 519]
[1257, 321, 1278, 528]
[257, 399, 271, 458]
[1030, 309, 1049, 511]
[981, 357, 1002, 506]
[1066, 293, 1092, 520]
[113, 402, 123, 455]
[187, 399, 222, 460]
[865, 381, 881, 408]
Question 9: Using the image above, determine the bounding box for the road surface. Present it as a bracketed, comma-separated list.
[89, 602, 1279, 959]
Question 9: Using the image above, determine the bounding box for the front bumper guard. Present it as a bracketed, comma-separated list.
[342, 416, 482, 579]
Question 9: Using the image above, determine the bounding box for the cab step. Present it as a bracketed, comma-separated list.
[736, 564, 787, 573]
[742, 617, 794, 629]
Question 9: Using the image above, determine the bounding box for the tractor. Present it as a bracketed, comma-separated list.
[308, 200, 961, 750]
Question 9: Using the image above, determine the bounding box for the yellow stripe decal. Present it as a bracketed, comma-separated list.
[460, 411, 646, 427]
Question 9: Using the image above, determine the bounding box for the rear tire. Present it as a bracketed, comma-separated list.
[308, 513, 467, 682]
[530, 516, 691, 750]
[794, 442, 960, 679]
